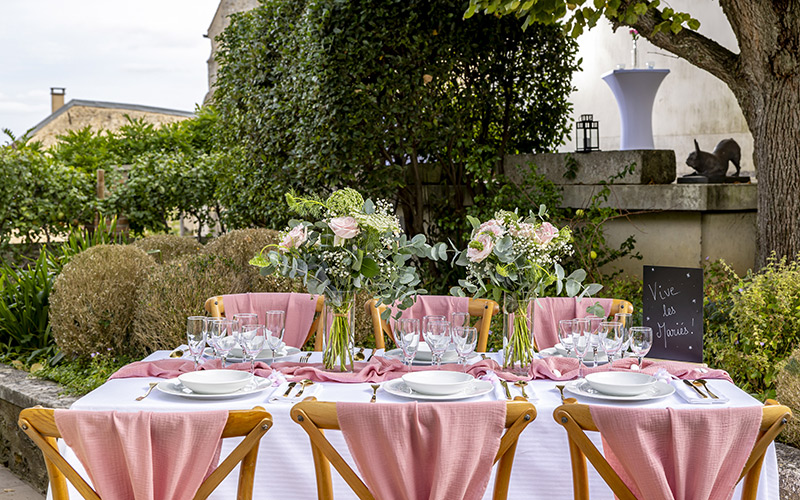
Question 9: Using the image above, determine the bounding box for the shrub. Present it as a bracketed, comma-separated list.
[704, 255, 800, 398]
[131, 253, 254, 352]
[50, 245, 154, 358]
[776, 348, 800, 446]
[133, 234, 203, 263]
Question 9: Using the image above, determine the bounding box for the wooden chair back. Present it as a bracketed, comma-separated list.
[365, 297, 500, 352]
[205, 294, 326, 349]
[18, 406, 273, 500]
[291, 398, 535, 500]
[553, 401, 791, 500]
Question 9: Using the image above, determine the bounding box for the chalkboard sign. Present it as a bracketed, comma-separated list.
[642, 265, 703, 363]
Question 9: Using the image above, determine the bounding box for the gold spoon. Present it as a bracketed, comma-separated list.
[684, 379, 707, 398]
[169, 349, 186, 358]
[354, 347, 366, 361]
[370, 384, 380, 403]
[694, 379, 719, 399]
[294, 379, 314, 398]
[136, 382, 158, 401]
[514, 380, 529, 399]
[555, 384, 567, 402]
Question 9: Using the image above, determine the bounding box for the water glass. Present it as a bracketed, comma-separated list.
[208, 318, 237, 367]
[422, 315, 446, 336]
[572, 318, 590, 378]
[598, 321, 623, 363]
[615, 312, 632, 359]
[450, 312, 470, 329]
[395, 318, 420, 369]
[557, 319, 574, 356]
[265, 310, 286, 366]
[239, 324, 266, 374]
[452, 326, 477, 368]
[232, 313, 259, 339]
[186, 316, 206, 370]
[585, 315, 603, 367]
[630, 326, 653, 367]
[424, 319, 450, 367]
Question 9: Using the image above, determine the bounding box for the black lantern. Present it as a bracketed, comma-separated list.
[576, 114, 599, 153]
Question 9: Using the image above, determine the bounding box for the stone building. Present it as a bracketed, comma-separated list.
[29, 88, 194, 148]
[204, 0, 259, 102]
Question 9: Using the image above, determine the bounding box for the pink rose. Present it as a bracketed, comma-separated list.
[533, 222, 559, 245]
[467, 233, 494, 263]
[477, 220, 505, 238]
[279, 225, 307, 250]
[329, 216, 360, 240]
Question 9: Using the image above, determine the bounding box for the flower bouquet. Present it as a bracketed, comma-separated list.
[250, 188, 441, 371]
[451, 207, 602, 374]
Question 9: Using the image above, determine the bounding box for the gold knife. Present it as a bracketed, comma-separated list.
[282, 381, 297, 397]
[499, 379, 512, 400]
[683, 379, 707, 398]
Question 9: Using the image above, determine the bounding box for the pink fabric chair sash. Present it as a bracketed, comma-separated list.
[338, 402, 506, 500]
[221, 292, 319, 347]
[55, 409, 227, 500]
[529, 297, 614, 350]
[590, 406, 762, 500]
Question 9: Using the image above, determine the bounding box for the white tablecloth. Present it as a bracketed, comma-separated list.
[57, 350, 779, 500]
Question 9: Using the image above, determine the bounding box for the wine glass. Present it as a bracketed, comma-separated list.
[186, 316, 206, 370]
[452, 326, 478, 369]
[557, 319, 574, 356]
[615, 312, 632, 359]
[450, 312, 470, 329]
[422, 315, 446, 336]
[598, 321, 623, 364]
[232, 312, 258, 339]
[424, 319, 450, 368]
[208, 318, 237, 367]
[239, 324, 266, 374]
[572, 318, 590, 378]
[630, 326, 653, 367]
[585, 315, 603, 368]
[395, 318, 420, 369]
[265, 310, 286, 367]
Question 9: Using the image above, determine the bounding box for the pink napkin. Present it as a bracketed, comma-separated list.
[338, 402, 506, 500]
[590, 406, 762, 500]
[529, 297, 614, 350]
[389, 295, 470, 324]
[222, 292, 319, 347]
[108, 358, 276, 380]
[55, 409, 227, 500]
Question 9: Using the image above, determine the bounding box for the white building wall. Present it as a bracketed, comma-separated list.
[561, 1, 753, 177]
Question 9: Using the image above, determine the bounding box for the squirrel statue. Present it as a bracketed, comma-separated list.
[685, 138, 742, 177]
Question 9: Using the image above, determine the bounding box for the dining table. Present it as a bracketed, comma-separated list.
[54, 349, 780, 500]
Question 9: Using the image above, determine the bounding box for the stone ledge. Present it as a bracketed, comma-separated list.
[778, 442, 800, 500]
[560, 183, 758, 211]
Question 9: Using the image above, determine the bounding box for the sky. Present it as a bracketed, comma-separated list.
[0, 0, 220, 138]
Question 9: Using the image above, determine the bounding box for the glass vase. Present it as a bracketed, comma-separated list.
[631, 38, 638, 69]
[502, 293, 535, 376]
[322, 291, 356, 372]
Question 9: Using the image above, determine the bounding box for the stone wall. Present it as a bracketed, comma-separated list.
[0, 365, 76, 494]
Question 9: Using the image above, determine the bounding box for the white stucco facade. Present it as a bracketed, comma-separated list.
[562, 1, 753, 177]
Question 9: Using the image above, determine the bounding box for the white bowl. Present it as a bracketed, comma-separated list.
[178, 370, 253, 395]
[585, 372, 656, 397]
[401, 371, 474, 395]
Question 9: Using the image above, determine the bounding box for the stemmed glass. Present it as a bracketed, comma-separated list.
[598, 321, 623, 364]
[264, 310, 286, 367]
[239, 324, 266, 374]
[557, 319, 574, 357]
[615, 312, 632, 359]
[450, 312, 470, 330]
[630, 326, 653, 367]
[208, 318, 237, 367]
[424, 319, 450, 368]
[422, 315, 446, 335]
[572, 318, 590, 378]
[585, 315, 603, 367]
[452, 326, 477, 369]
[395, 318, 420, 370]
[186, 316, 206, 371]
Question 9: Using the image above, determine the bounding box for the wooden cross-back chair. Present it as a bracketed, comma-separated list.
[18, 406, 273, 500]
[365, 297, 500, 352]
[291, 398, 536, 500]
[205, 294, 326, 349]
[553, 401, 791, 500]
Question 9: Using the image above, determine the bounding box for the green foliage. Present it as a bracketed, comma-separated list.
[0, 252, 56, 360]
[213, 0, 579, 238]
[776, 348, 800, 446]
[132, 234, 203, 263]
[705, 256, 800, 399]
[33, 350, 136, 396]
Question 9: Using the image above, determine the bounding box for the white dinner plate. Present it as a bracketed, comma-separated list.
[385, 348, 477, 365]
[414, 343, 459, 363]
[554, 343, 604, 363]
[564, 378, 675, 402]
[382, 378, 493, 401]
[156, 376, 272, 399]
[204, 346, 301, 361]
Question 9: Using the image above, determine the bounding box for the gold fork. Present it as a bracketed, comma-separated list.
[136, 382, 158, 401]
[300, 353, 311, 363]
[370, 384, 380, 403]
